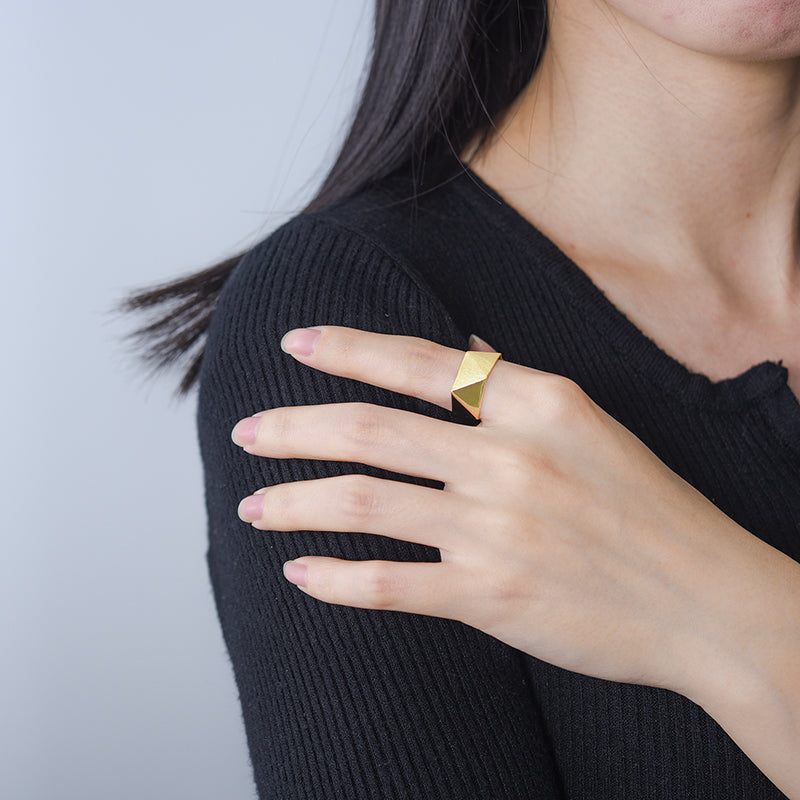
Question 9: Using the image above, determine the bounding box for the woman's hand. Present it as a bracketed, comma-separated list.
[229, 325, 788, 702]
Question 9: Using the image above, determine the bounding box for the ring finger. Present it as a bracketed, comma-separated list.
[239, 473, 471, 554]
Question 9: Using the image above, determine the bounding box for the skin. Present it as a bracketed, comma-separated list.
[230, 2, 800, 795]
[463, 0, 800, 396]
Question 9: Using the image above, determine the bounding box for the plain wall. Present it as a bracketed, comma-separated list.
[1, 2, 370, 797]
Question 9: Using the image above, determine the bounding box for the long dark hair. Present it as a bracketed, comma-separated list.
[121, 0, 548, 394]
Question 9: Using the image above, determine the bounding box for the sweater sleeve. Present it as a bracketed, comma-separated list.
[197, 214, 564, 800]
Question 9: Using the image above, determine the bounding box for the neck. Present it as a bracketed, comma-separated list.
[467, 0, 800, 308]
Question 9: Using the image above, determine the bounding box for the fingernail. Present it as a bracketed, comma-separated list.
[238, 494, 264, 522]
[232, 416, 261, 446]
[283, 560, 307, 587]
[281, 327, 322, 356]
[468, 333, 490, 349]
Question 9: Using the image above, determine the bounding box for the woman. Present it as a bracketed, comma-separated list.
[126, 1, 800, 797]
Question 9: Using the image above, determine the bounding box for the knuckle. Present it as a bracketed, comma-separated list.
[458, 563, 527, 631]
[269, 486, 301, 528]
[486, 570, 531, 618]
[362, 564, 398, 610]
[536, 374, 589, 424]
[267, 407, 295, 447]
[403, 340, 443, 386]
[345, 403, 385, 450]
[340, 475, 379, 522]
[329, 329, 356, 358]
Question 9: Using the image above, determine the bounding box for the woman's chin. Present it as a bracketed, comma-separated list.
[604, 0, 800, 62]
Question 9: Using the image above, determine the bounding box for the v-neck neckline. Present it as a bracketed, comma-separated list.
[458, 165, 800, 458]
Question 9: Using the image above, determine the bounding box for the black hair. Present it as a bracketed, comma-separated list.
[121, 0, 548, 393]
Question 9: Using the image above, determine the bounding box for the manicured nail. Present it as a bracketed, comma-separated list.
[238, 494, 264, 522]
[281, 327, 322, 356]
[283, 560, 307, 587]
[231, 416, 261, 446]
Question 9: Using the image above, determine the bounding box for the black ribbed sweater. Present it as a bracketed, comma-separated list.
[197, 166, 800, 799]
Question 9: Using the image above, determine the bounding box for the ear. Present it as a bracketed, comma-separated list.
[468, 333, 496, 352]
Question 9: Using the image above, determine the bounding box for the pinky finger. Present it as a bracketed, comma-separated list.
[283, 557, 457, 619]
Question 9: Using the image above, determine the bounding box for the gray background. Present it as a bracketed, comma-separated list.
[1, 1, 370, 797]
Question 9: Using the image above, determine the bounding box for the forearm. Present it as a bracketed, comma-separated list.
[680, 519, 800, 799]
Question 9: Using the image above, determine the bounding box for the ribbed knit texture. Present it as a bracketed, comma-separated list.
[198, 165, 799, 799]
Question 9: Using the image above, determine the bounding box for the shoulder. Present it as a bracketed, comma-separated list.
[217, 213, 435, 320]
[222, 174, 445, 303]
[199, 176, 471, 418]
[205, 216, 445, 362]
[212, 168, 483, 336]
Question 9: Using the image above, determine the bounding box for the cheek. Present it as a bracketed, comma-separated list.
[606, 0, 800, 59]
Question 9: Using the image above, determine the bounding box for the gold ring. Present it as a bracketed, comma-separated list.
[451, 350, 502, 424]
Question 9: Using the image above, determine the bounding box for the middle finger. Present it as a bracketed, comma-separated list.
[234, 402, 483, 485]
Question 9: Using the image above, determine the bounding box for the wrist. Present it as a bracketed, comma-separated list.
[669, 519, 800, 781]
